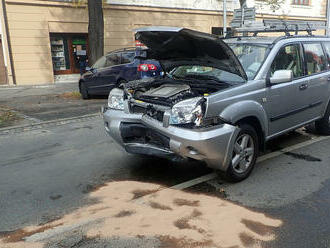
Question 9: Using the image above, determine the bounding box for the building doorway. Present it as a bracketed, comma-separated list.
[0, 38, 7, 85]
[50, 33, 88, 75]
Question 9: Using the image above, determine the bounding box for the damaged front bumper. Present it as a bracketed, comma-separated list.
[102, 107, 239, 171]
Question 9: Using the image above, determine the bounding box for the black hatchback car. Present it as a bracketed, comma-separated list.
[79, 47, 162, 99]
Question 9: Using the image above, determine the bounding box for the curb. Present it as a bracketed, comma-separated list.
[0, 113, 101, 135]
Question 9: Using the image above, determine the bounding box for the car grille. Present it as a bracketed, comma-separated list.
[120, 122, 170, 149]
[131, 104, 164, 122]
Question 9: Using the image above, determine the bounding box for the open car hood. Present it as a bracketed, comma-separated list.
[134, 26, 247, 81]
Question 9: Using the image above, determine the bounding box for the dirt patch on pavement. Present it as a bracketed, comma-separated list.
[131, 188, 159, 199]
[58, 91, 81, 100]
[0, 181, 282, 248]
[114, 210, 136, 218]
[0, 109, 21, 128]
[173, 198, 200, 207]
[149, 201, 173, 210]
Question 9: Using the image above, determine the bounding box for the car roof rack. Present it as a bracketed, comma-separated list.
[232, 19, 327, 37]
[107, 47, 136, 54]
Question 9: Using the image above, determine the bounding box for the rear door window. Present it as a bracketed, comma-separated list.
[322, 42, 330, 68]
[303, 43, 327, 75]
[121, 52, 135, 64]
[106, 53, 121, 67]
[270, 44, 303, 78]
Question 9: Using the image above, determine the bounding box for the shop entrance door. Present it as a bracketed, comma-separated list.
[50, 34, 88, 75]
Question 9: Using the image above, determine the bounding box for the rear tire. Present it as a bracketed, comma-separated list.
[221, 124, 259, 182]
[315, 104, 330, 135]
[80, 83, 89, 100]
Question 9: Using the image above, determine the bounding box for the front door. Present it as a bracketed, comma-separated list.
[50, 34, 88, 75]
[266, 43, 311, 136]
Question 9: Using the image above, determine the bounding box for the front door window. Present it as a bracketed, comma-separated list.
[270, 44, 303, 78]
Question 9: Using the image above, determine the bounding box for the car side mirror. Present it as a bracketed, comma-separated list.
[269, 70, 293, 85]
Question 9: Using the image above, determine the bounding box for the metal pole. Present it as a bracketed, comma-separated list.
[223, 0, 227, 37]
[327, 0, 330, 35]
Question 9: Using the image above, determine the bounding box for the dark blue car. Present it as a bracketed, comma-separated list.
[79, 47, 162, 99]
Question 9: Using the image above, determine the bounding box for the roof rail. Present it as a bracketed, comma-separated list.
[233, 19, 326, 37]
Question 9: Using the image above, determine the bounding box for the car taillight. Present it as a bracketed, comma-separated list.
[138, 64, 157, 72]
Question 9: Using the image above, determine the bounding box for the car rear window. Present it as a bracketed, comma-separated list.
[303, 43, 327, 75]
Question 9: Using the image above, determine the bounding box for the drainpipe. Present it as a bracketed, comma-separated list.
[223, 0, 227, 37]
[1, 0, 16, 85]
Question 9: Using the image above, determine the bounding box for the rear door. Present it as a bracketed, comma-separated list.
[119, 51, 139, 81]
[94, 52, 122, 94]
[301, 42, 328, 121]
[266, 43, 311, 136]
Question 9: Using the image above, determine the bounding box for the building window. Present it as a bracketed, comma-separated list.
[292, 0, 309, 5]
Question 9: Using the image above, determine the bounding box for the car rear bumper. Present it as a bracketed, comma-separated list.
[102, 108, 239, 171]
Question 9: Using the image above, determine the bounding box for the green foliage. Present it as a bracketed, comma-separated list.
[264, 0, 285, 12]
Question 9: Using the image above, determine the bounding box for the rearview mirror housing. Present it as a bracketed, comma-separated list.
[269, 70, 293, 85]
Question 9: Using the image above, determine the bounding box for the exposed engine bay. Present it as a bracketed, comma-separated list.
[124, 76, 231, 107]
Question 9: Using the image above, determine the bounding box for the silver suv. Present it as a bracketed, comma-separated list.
[103, 26, 330, 182]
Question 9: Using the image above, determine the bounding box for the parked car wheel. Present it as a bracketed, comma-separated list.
[79, 82, 89, 100]
[222, 124, 259, 182]
[315, 103, 330, 135]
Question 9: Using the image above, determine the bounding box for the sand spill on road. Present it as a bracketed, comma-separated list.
[0, 181, 282, 248]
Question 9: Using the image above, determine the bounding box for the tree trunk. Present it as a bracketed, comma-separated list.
[88, 0, 104, 65]
[239, 0, 246, 7]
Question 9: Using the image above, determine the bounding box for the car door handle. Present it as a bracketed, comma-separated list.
[299, 84, 308, 91]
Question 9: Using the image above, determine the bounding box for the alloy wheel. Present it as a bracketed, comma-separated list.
[231, 134, 255, 174]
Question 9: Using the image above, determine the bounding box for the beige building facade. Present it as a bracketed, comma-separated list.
[0, 0, 328, 85]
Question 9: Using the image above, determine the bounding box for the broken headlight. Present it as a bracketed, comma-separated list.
[108, 88, 124, 110]
[169, 97, 204, 126]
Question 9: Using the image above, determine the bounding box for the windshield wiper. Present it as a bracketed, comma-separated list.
[181, 74, 223, 83]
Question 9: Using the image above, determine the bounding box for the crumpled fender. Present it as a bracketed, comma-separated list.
[219, 100, 268, 136]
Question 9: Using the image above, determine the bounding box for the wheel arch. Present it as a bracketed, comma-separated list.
[219, 101, 268, 151]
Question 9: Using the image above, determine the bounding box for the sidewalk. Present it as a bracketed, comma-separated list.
[0, 81, 106, 128]
[0, 81, 79, 100]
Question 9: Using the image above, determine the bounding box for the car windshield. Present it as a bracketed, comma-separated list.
[229, 43, 269, 80]
[170, 66, 245, 84]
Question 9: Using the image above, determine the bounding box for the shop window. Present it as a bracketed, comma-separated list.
[51, 37, 70, 71]
[50, 34, 88, 75]
[211, 27, 232, 36]
[303, 43, 326, 75]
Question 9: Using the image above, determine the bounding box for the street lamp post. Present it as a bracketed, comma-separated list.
[223, 0, 227, 37]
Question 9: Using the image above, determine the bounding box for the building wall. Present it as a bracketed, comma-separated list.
[5, 0, 88, 85]
[2, 0, 328, 85]
[0, 39, 7, 84]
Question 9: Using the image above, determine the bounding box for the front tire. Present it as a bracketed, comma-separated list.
[79, 82, 89, 100]
[223, 124, 259, 182]
[315, 104, 330, 135]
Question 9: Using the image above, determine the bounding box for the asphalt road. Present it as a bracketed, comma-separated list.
[1, 116, 330, 247]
